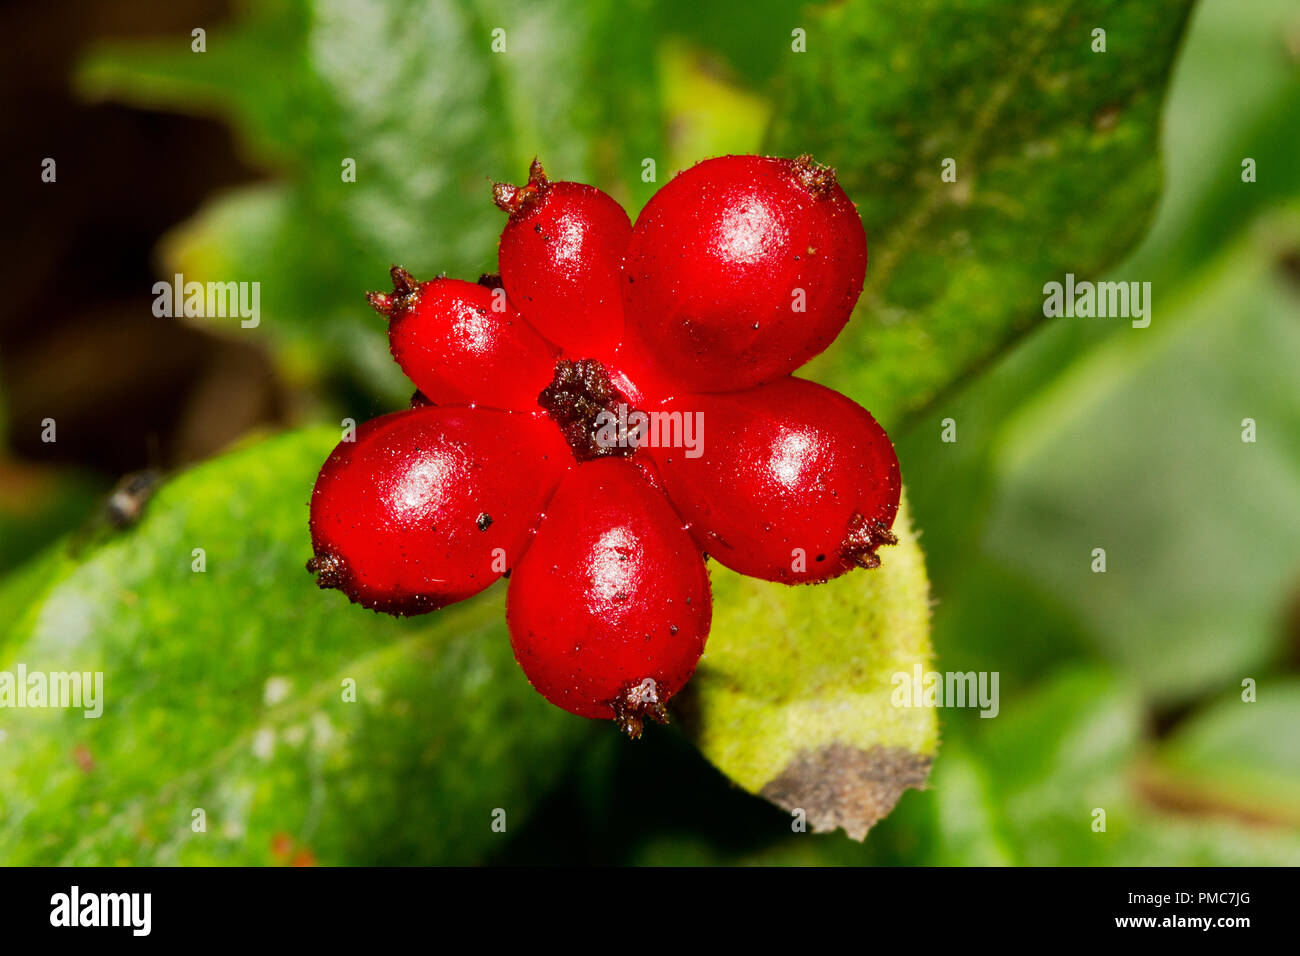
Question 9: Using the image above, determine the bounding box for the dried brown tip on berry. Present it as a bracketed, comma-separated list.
[306, 552, 346, 590]
[477, 272, 504, 290]
[791, 153, 838, 197]
[612, 678, 670, 740]
[367, 265, 422, 319]
[538, 358, 635, 462]
[492, 157, 551, 217]
[390, 264, 417, 294]
[844, 513, 898, 571]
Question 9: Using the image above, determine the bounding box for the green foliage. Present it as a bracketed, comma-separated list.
[1124, 0, 1300, 287]
[843, 0, 1300, 865]
[987, 214, 1300, 702]
[773, 0, 1194, 428]
[1151, 680, 1300, 824]
[1, 0, 1293, 865]
[0, 429, 587, 864]
[950, 668, 1300, 866]
[80, 0, 666, 402]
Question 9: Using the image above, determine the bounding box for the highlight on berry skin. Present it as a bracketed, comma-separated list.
[306, 153, 899, 737]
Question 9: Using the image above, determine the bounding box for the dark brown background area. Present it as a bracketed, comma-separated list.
[0, 0, 287, 476]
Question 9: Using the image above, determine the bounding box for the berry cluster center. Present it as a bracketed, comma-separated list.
[537, 358, 638, 462]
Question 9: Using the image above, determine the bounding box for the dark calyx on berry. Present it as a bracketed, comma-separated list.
[538, 358, 635, 462]
[306, 552, 346, 590]
[476, 272, 504, 290]
[843, 512, 899, 570]
[492, 158, 550, 218]
[790, 152, 838, 197]
[366, 265, 422, 318]
[611, 678, 671, 740]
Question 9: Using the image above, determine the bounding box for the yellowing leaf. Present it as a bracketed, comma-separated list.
[685, 496, 935, 839]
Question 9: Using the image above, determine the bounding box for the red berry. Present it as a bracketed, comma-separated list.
[308, 406, 571, 614]
[623, 154, 867, 392]
[648, 377, 900, 584]
[495, 159, 632, 360]
[370, 267, 557, 411]
[506, 458, 711, 737]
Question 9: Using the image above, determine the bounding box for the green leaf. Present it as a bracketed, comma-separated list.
[651, 0, 794, 89]
[985, 210, 1300, 702]
[0, 427, 586, 864]
[684, 495, 936, 840]
[1123, 0, 1300, 287]
[78, 0, 667, 398]
[970, 667, 1300, 866]
[768, 0, 1195, 427]
[656, 40, 770, 173]
[911, 742, 1017, 865]
[1146, 680, 1300, 825]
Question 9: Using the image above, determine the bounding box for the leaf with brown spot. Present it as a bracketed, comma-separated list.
[761, 743, 933, 840]
[681, 496, 935, 840]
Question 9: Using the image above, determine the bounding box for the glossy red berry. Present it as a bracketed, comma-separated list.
[648, 377, 900, 584]
[308, 406, 571, 614]
[623, 154, 867, 392]
[370, 267, 556, 411]
[506, 458, 711, 737]
[495, 159, 632, 360]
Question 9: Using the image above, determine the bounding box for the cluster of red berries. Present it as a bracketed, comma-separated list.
[308, 154, 901, 737]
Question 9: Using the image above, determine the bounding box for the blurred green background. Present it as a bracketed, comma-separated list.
[0, 0, 1297, 865]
